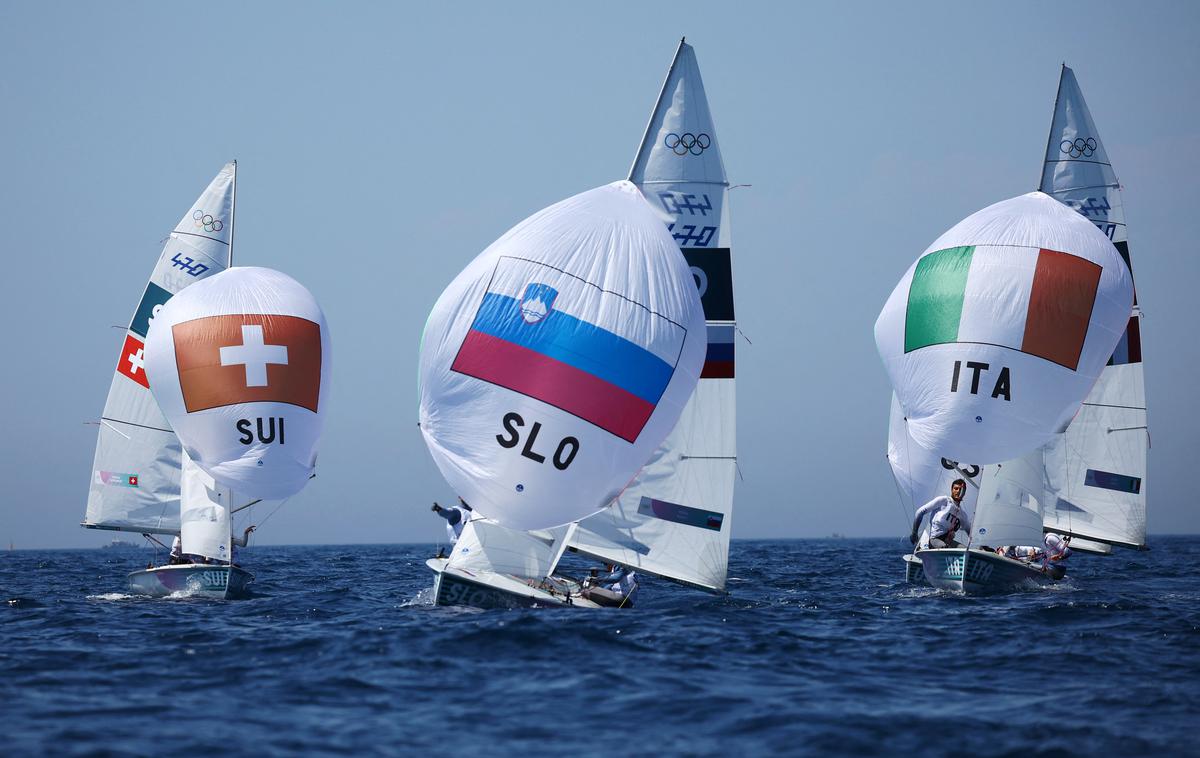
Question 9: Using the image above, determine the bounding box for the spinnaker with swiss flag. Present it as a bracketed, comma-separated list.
[143, 266, 331, 500]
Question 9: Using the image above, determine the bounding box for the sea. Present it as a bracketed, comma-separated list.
[3, 537, 1198, 756]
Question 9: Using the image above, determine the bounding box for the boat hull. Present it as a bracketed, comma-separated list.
[426, 559, 598, 609]
[916, 548, 1055, 594]
[128, 564, 254, 598]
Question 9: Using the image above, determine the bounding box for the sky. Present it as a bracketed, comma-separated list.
[2, 2, 1198, 549]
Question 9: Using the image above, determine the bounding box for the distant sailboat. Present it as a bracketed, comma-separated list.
[418, 181, 707, 608]
[876, 192, 1134, 593]
[566, 38, 738, 594]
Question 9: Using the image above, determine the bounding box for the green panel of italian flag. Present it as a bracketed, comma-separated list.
[904, 245, 1102, 371]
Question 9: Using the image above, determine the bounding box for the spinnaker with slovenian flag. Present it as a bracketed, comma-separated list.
[83, 163, 235, 536]
[875, 191, 1134, 466]
[567, 39, 738, 593]
[418, 180, 706, 533]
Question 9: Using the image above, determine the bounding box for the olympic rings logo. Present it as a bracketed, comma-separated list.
[1060, 137, 1097, 158]
[664, 132, 711, 156]
[192, 209, 224, 233]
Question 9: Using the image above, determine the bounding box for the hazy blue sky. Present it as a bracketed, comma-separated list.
[3, 2, 1197, 549]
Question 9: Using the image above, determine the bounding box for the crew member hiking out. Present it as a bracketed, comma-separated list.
[910, 479, 972, 549]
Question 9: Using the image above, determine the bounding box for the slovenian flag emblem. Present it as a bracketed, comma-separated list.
[451, 259, 686, 443]
[904, 246, 1102, 370]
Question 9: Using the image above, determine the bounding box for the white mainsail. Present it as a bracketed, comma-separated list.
[83, 164, 236, 535]
[1036, 65, 1148, 550]
[568, 40, 737, 593]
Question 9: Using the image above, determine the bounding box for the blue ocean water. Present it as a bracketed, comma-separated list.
[3, 538, 1198, 756]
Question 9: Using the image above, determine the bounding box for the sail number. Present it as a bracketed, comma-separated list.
[496, 412, 579, 470]
[1063, 197, 1117, 239]
[171, 252, 210, 277]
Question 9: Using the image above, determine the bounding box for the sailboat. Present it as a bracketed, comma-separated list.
[877, 192, 1134, 593]
[138, 264, 330, 599]
[418, 180, 707, 608]
[890, 66, 1147, 583]
[82, 163, 238, 595]
[565, 38, 738, 595]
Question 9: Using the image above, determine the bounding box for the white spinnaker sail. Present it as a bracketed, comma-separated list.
[83, 164, 235, 534]
[569, 40, 736, 593]
[179, 449, 234, 562]
[447, 519, 574, 581]
[1036, 65, 1148, 549]
[875, 192, 1134, 465]
[418, 181, 706, 532]
[143, 267, 331, 499]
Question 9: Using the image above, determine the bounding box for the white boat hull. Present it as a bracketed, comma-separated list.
[426, 558, 601, 609]
[916, 548, 1058, 594]
[128, 564, 254, 598]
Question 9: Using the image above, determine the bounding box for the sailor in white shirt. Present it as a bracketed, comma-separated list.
[910, 479, 972, 549]
[432, 499, 472, 544]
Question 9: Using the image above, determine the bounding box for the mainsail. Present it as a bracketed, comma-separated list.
[568, 40, 737, 593]
[991, 65, 1149, 550]
[83, 164, 235, 535]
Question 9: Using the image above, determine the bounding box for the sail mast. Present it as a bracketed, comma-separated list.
[224, 159, 237, 593]
[628, 38, 686, 181]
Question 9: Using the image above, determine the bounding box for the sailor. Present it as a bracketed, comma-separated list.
[232, 525, 257, 548]
[1041, 533, 1072, 578]
[432, 500, 472, 544]
[228, 525, 256, 567]
[583, 563, 640, 608]
[910, 479, 972, 549]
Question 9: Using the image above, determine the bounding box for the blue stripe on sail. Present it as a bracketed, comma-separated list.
[470, 293, 674, 405]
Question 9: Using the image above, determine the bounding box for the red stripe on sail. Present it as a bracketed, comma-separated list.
[1020, 248, 1102, 370]
[451, 330, 655, 443]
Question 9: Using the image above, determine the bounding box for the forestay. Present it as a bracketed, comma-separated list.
[1036, 65, 1148, 549]
[875, 192, 1134, 465]
[568, 40, 736, 592]
[143, 267, 331, 499]
[418, 181, 706, 532]
[83, 164, 235, 534]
